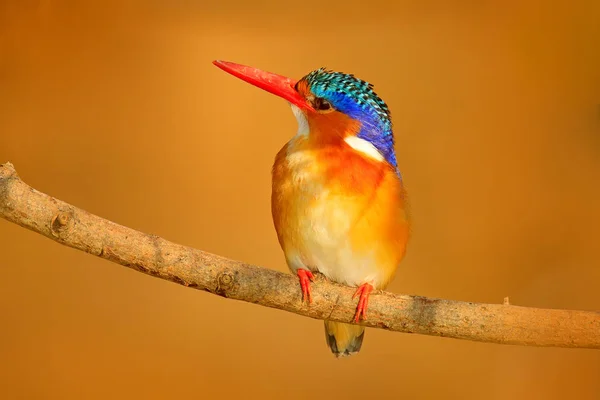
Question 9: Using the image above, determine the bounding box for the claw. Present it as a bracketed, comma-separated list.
[352, 283, 373, 322]
[297, 269, 315, 304]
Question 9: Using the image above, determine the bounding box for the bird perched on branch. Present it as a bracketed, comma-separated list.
[213, 60, 410, 357]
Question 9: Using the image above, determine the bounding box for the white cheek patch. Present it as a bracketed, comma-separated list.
[290, 104, 309, 136]
[343, 136, 384, 162]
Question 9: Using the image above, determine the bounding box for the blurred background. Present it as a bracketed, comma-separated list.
[1, 1, 599, 399]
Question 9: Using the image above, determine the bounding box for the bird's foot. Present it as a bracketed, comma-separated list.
[352, 283, 374, 323]
[297, 269, 315, 304]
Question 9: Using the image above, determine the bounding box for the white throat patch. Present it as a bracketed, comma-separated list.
[290, 104, 309, 136]
[344, 136, 384, 161]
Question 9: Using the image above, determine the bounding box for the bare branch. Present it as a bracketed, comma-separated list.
[1, 161, 598, 349]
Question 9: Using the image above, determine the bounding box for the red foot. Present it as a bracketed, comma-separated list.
[297, 269, 315, 304]
[352, 283, 374, 322]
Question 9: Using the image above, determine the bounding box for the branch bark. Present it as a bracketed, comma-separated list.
[1, 161, 598, 349]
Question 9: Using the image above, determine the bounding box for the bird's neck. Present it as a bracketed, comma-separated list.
[293, 108, 398, 173]
[354, 114, 397, 169]
[306, 110, 361, 145]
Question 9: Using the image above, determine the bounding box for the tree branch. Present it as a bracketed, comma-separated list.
[1, 161, 598, 350]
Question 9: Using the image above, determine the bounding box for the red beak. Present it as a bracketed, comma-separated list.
[213, 60, 314, 111]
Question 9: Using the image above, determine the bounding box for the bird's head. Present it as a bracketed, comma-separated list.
[213, 60, 397, 169]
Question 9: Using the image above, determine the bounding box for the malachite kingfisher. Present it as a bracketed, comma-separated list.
[213, 60, 410, 358]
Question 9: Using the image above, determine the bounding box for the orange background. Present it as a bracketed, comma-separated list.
[1, 1, 599, 399]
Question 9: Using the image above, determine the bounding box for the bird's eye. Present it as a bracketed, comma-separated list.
[313, 97, 332, 111]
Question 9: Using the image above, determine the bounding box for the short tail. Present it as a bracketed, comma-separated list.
[324, 320, 365, 358]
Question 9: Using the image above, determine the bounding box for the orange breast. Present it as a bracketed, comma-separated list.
[271, 128, 410, 289]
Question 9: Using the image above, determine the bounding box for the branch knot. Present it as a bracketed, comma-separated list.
[216, 272, 234, 296]
[50, 210, 74, 238]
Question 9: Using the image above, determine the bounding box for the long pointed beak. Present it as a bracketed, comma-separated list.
[213, 60, 314, 111]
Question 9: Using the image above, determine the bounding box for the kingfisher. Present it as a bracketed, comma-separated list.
[213, 60, 410, 357]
